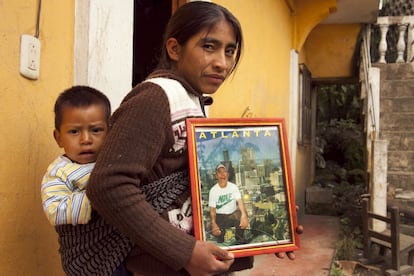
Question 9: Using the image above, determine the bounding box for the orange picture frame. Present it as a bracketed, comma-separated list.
[186, 118, 300, 258]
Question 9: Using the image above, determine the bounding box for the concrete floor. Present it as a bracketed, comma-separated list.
[235, 215, 340, 276]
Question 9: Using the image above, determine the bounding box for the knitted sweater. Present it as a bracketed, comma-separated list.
[86, 70, 205, 274]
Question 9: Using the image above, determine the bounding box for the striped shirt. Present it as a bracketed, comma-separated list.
[41, 155, 93, 225]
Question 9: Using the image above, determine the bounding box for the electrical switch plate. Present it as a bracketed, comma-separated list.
[19, 34, 41, 80]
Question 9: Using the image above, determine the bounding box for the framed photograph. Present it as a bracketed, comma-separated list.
[186, 118, 300, 258]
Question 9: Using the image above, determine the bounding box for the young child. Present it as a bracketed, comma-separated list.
[41, 85, 111, 226]
[41, 86, 133, 276]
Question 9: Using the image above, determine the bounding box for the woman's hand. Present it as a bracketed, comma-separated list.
[185, 241, 234, 276]
[275, 224, 304, 260]
[275, 251, 296, 260]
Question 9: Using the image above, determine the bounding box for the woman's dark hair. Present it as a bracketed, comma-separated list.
[54, 85, 111, 130]
[157, 1, 243, 73]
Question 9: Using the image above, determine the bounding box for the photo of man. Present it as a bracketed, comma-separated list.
[209, 164, 249, 244]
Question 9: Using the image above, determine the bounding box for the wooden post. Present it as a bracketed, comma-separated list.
[390, 206, 400, 270]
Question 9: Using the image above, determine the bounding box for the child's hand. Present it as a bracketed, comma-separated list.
[185, 240, 234, 276]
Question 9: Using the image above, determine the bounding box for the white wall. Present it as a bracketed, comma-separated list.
[74, 0, 134, 110]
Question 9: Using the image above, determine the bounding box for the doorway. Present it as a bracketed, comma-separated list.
[311, 82, 368, 216]
[132, 0, 188, 86]
[133, 0, 172, 86]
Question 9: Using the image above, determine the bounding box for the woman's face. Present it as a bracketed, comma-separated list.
[172, 20, 237, 95]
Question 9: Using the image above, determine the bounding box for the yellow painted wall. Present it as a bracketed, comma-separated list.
[304, 24, 362, 78]
[0, 1, 73, 275]
[211, 0, 293, 122]
[294, 0, 336, 50]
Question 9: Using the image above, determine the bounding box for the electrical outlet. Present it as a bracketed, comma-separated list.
[19, 34, 41, 80]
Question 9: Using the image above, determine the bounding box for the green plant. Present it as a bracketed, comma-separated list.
[317, 84, 362, 123]
[330, 262, 347, 276]
[335, 217, 363, 260]
[333, 179, 366, 208]
[317, 119, 364, 170]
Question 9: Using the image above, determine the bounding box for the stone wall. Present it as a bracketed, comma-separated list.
[374, 63, 414, 190]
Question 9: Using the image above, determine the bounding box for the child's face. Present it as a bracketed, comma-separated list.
[171, 19, 237, 95]
[54, 104, 108, 164]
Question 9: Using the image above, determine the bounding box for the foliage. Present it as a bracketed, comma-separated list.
[330, 262, 347, 276]
[316, 84, 365, 170]
[335, 217, 363, 260]
[333, 182, 367, 216]
[317, 84, 361, 124]
[313, 83, 368, 215]
[317, 119, 365, 170]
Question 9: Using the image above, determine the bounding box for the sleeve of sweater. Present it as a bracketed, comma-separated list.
[86, 85, 195, 271]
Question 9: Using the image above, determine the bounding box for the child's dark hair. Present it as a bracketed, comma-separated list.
[157, 1, 243, 73]
[54, 86, 111, 130]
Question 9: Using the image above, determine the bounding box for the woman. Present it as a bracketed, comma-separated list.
[86, 2, 296, 275]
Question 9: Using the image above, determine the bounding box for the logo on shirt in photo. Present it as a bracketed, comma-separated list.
[216, 193, 233, 210]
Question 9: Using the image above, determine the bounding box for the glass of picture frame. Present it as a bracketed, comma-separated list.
[186, 117, 300, 257]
